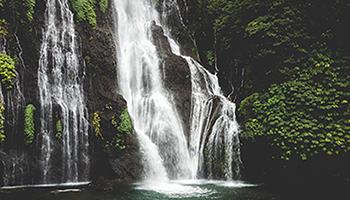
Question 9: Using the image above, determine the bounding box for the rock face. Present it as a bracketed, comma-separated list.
[151, 23, 192, 140]
[0, 2, 142, 186]
[76, 7, 142, 185]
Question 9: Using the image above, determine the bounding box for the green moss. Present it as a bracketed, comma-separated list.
[99, 0, 108, 13]
[0, 53, 17, 89]
[25, 0, 36, 22]
[0, 19, 8, 37]
[24, 104, 36, 144]
[206, 50, 215, 66]
[70, 0, 109, 27]
[117, 108, 132, 134]
[105, 136, 126, 151]
[105, 108, 133, 152]
[70, 0, 97, 27]
[55, 119, 63, 140]
[245, 16, 272, 36]
[0, 101, 5, 143]
[92, 111, 102, 138]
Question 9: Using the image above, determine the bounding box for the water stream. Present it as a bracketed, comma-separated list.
[160, 1, 242, 180]
[37, 0, 89, 184]
[113, 0, 193, 182]
[113, 0, 241, 182]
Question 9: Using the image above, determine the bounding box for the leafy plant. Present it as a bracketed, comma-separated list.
[92, 111, 102, 138]
[0, 53, 17, 89]
[55, 119, 63, 140]
[117, 108, 132, 134]
[239, 52, 350, 161]
[25, 0, 36, 22]
[105, 108, 133, 152]
[24, 104, 36, 144]
[70, 0, 97, 27]
[99, 0, 108, 13]
[70, 0, 109, 27]
[0, 102, 5, 143]
[0, 19, 8, 37]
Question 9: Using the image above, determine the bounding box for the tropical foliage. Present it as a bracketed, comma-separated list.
[0, 53, 17, 89]
[106, 108, 132, 152]
[239, 52, 350, 160]
[184, 0, 350, 162]
[70, 0, 109, 27]
[0, 101, 5, 142]
[92, 111, 102, 138]
[24, 104, 36, 144]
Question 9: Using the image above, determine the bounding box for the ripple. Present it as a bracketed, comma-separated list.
[134, 181, 215, 198]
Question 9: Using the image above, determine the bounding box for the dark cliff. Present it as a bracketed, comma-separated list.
[0, 0, 142, 186]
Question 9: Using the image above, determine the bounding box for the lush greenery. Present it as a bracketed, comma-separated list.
[185, 0, 349, 95]
[0, 19, 7, 37]
[70, 0, 109, 27]
[0, 0, 37, 22]
[92, 111, 102, 138]
[184, 0, 350, 162]
[24, 104, 36, 144]
[55, 119, 63, 140]
[106, 108, 132, 152]
[239, 52, 350, 161]
[117, 108, 132, 134]
[0, 53, 17, 89]
[25, 0, 36, 22]
[0, 101, 5, 142]
[99, 0, 108, 13]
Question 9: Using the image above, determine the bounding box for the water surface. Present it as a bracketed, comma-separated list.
[0, 180, 278, 200]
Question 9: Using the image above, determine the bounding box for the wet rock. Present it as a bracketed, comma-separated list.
[151, 23, 192, 139]
[76, 7, 142, 183]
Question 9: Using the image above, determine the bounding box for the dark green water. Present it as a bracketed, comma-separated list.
[0, 180, 348, 200]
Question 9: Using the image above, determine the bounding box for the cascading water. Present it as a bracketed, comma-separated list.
[38, 0, 89, 183]
[113, 0, 241, 182]
[113, 0, 193, 181]
[160, 1, 242, 180]
[185, 58, 242, 180]
[0, 30, 27, 187]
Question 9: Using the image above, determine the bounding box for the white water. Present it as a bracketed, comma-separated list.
[113, 0, 193, 181]
[160, 1, 242, 180]
[185, 58, 242, 179]
[113, 0, 241, 182]
[38, 0, 89, 183]
[0, 33, 27, 187]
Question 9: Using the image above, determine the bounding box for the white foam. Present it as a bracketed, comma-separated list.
[50, 189, 82, 194]
[0, 182, 90, 190]
[134, 181, 215, 198]
[173, 179, 257, 188]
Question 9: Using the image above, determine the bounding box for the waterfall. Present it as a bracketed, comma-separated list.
[0, 29, 27, 187]
[37, 0, 89, 183]
[113, 0, 193, 181]
[160, 1, 242, 180]
[113, 0, 241, 181]
[185, 58, 242, 180]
